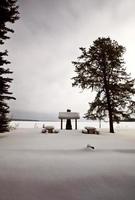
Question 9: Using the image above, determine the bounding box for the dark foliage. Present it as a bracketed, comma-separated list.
[0, 0, 19, 132]
[66, 109, 72, 130]
[66, 119, 72, 130]
[72, 37, 135, 133]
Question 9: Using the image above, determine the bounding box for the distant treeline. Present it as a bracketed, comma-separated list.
[11, 119, 59, 122]
[11, 119, 40, 122]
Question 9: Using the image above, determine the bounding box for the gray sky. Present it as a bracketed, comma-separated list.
[6, 0, 135, 120]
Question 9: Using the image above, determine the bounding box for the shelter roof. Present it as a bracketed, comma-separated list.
[58, 112, 80, 119]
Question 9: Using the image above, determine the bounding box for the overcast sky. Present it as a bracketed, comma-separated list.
[5, 0, 135, 120]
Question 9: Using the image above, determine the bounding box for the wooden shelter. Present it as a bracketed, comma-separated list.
[58, 112, 80, 130]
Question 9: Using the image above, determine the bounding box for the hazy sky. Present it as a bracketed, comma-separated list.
[5, 0, 135, 120]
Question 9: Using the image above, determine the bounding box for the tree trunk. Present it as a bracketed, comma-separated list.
[107, 102, 114, 133]
[102, 63, 114, 133]
[104, 84, 114, 133]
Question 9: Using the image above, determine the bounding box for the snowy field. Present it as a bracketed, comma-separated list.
[0, 128, 135, 200]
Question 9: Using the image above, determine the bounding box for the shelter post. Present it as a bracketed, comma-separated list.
[61, 119, 63, 130]
[75, 119, 77, 130]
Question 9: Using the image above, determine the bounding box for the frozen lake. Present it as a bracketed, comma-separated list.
[10, 120, 135, 130]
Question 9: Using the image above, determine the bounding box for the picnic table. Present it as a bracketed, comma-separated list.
[84, 127, 99, 134]
[45, 126, 55, 133]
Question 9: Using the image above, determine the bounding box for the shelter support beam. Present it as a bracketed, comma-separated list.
[75, 119, 77, 130]
[61, 119, 63, 130]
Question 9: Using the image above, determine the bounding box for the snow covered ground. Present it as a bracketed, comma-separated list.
[0, 128, 135, 200]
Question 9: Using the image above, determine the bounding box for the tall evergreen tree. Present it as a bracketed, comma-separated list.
[72, 37, 135, 133]
[0, 0, 19, 132]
